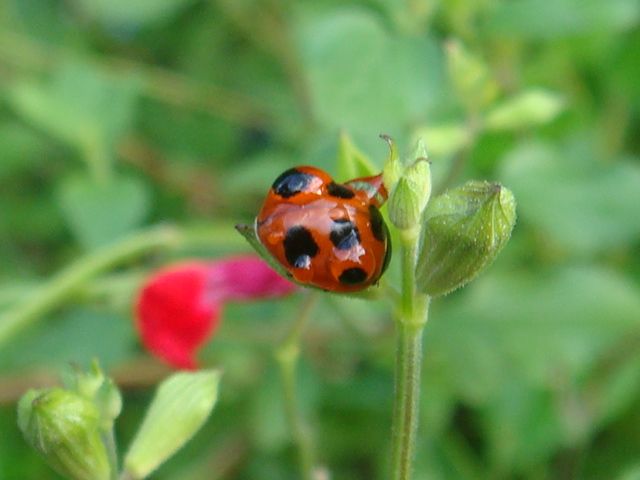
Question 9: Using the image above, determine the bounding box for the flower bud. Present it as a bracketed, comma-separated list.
[124, 370, 221, 479]
[388, 159, 432, 230]
[416, 181, 516, 296]
[65, 360, 122, 429]
[17, 388, 111, 480]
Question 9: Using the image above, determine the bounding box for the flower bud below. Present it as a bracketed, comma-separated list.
[415, 181, 516, 296]
[17, 388, 111, 480]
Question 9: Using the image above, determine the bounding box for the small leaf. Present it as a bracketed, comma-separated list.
[411, 123, 470, 158]
[124, 370, 221, 479]
[484, 89, 565, 131]
[336, 131, 378, 181]
[57, 174, 150, 249]
[445, 39, 499, 112]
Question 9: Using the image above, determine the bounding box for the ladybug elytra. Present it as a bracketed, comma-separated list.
[256, 166, 391, 292]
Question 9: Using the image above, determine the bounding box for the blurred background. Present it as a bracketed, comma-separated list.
[1, 0, 640, 479]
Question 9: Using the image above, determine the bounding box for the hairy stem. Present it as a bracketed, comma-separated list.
[391, 228, 431, 480]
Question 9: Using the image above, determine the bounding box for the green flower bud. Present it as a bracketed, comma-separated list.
[388, 159, 432, 230]
[416, 181, 516, 296]
[17, 388, 111, 480]
[381, 134, 402, 192]
[65, 360, 122, 429]
[124, 370, 221, 479]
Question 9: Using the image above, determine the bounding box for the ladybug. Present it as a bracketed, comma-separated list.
[256, 166, 391, 292]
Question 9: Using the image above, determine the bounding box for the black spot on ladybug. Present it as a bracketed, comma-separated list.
[327, 182, 355, 199]
[273, 169, 312, 198]
[381, 230, 392, 274]
[284, 226, 319, 269]
[330, 219, 361, 250]
[368, 205, 386, 242]
[339, 267, 368, 285]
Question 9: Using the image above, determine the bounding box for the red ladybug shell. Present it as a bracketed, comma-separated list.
[257, 166, 391, 292]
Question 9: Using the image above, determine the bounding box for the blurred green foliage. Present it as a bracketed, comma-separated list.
[1, 0, 639, 479]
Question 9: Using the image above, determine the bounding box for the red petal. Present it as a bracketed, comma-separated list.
[135, 262, 221, 370]
[206, 255, 297, 302]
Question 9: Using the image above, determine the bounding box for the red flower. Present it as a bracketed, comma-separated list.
[136, 256, 296, 369]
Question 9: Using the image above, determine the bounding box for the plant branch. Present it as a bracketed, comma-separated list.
[0, 224, 240, 347]
[391, 228, 431, 480]
[275, 292, 319, 480]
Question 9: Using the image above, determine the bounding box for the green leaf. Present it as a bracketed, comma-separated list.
[499, 142, 640, 254]
[124, 370, 221, 479]
[445, 39, 499, 112]
[7, 61, 139, 172]
[336, 131, 378, 181]
[427, 265, 640, 403]
[486, 0, 640, 39]
[481, 380, 563, 474]
[0, 308, 134, 373]
[411, 123, 470, 159]
[57, 174, 150, 250]
[72, 0, 199, 26]
[484, 89, 565, 131]
[295, 7, 445, 134]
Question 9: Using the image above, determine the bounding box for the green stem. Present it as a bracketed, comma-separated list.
[0, 224, 239, 347]
[275, 292, 318, 480]
[391, 228, 431, 480]
[103, 427, 119, 480]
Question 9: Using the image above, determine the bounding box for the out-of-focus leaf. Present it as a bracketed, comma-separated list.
[445, 39, 499, 112]
[0, 123, 48, 179]
[486, 0, 640, 39]
[619, 464, 640, 480]
[411, 123, 470, 159]
[295, 7, 445, 135]
[57, 174, 150, 250]
[7, 61, 139, 166]
[72, 0, 198, 26]
[427, 265, 640, 404]
[484, 89, 565, 131]
[336, 131, 378, 181]
[481, 380, 563, 474]
[425, 264, 640, 473]
[499, 142, 640, 254]
[249, 370, 288, 452]
[0, 308, 134, 373]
